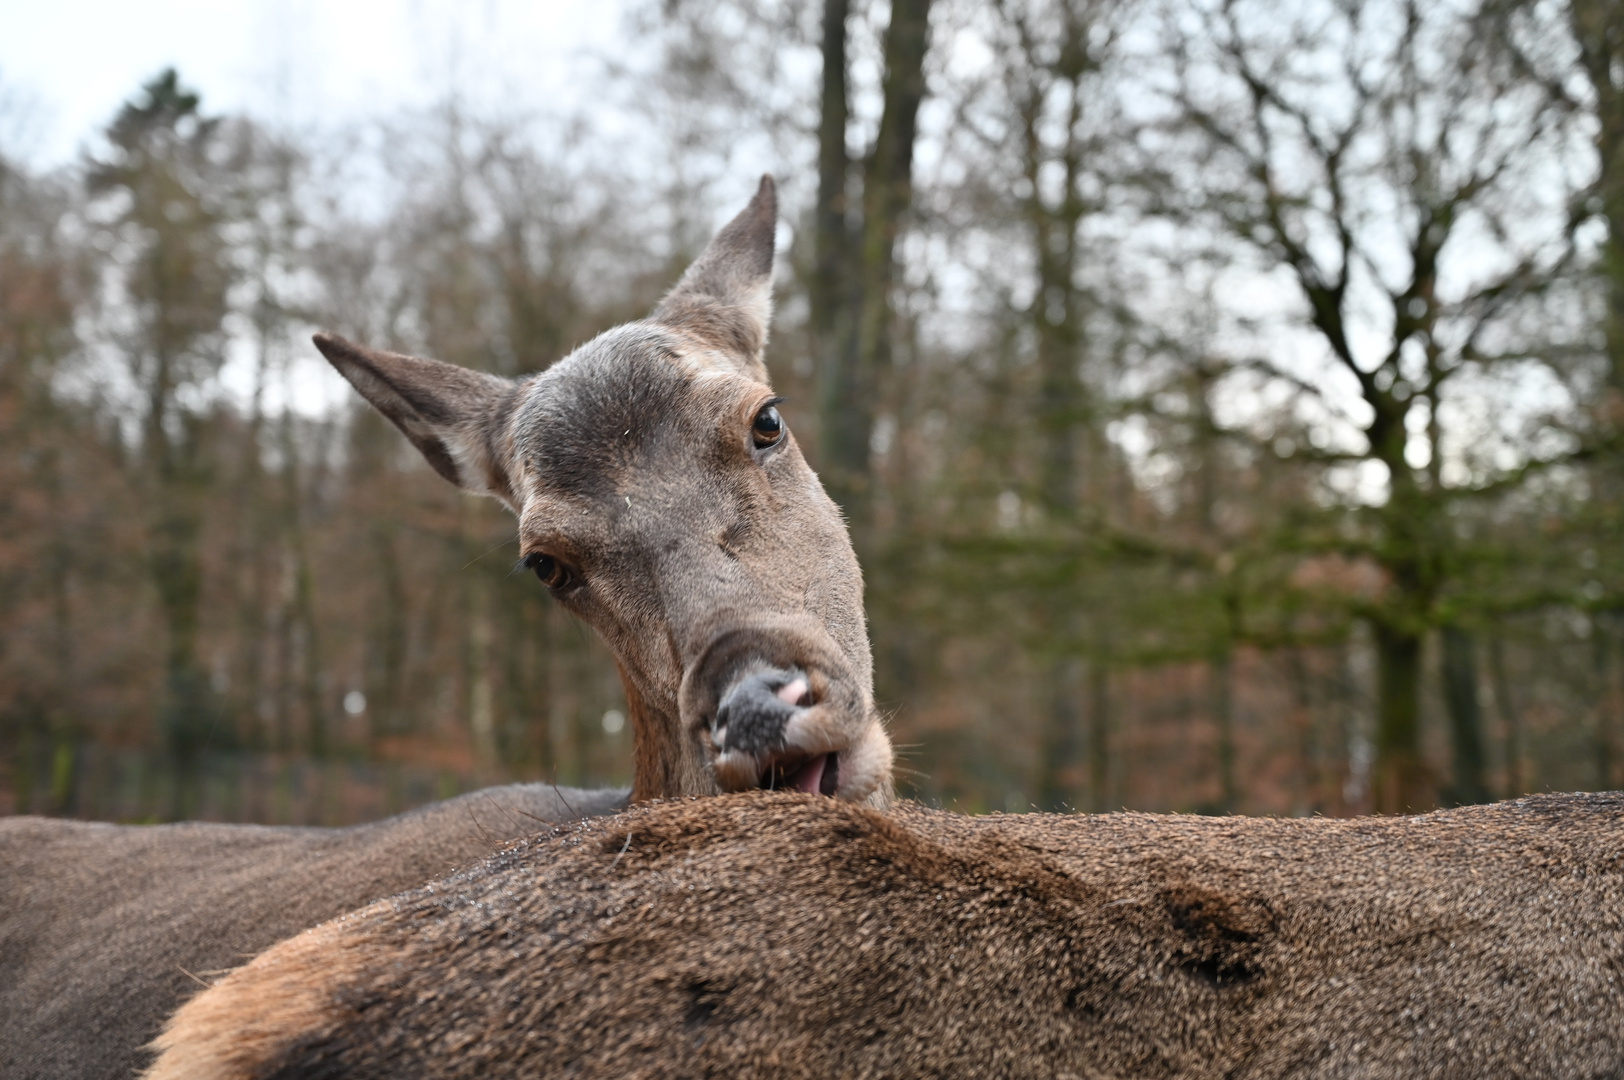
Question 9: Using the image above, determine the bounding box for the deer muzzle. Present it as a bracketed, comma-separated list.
[678, 616, 888, 804]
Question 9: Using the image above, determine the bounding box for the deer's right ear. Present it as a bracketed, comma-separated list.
[314, 333, 522, 509]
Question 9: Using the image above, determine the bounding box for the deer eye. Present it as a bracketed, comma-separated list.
[752, 402, 784, 448]
[523, 551, 570, 589]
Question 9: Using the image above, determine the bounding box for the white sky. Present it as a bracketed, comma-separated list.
[0, 0, 626, 167]
[2, 0, 640, 418]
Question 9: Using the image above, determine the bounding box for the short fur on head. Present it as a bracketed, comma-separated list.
[314, 177, 892, 806]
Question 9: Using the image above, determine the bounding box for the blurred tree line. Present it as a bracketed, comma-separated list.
[1, 0, 1621, 822]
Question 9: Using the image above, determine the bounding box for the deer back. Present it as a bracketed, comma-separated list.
[149, 791, 1624, 1079]
[0, 784, 626, 1080]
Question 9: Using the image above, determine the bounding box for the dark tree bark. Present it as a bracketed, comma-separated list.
[1371, 621, 1427, 812]
[1213, 628, 1238, 813]
[815, 0, 934, 538]
[812, 0, 859, 508]
[1570, 0, 1624, 402]
[999, 2, 1096, 812]
[1488, 632, 1522, 796]
[1594, 621, 1615, 791]
[277, 413, 326, 760]
[1087, 662, 1112, 812]
[1441, 625, 1490, 805]
[1036, 659, 1082, 812]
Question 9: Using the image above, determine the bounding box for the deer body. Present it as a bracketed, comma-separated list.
[4, 178, 893, 1078]
[152, 791, 1624, 1080]
[0, 784, 628, 1080]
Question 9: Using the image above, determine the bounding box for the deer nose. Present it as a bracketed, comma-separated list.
[711, 666, 811, 755]
[678, 616, 870, 799]
[709, 668, 842, 796]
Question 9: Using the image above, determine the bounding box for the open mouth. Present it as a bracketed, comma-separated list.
[760, 751, 840, 797]
[709, 665, 845, 798]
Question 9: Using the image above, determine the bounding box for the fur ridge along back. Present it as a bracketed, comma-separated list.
[150, 791, 1624, 1079]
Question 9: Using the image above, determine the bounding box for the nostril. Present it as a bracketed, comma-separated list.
[713, 666, 806, 756]
[775, 677, 810, 707]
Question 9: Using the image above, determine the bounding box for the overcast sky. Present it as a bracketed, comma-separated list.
[1, 0, 626, 167]
[0, 0, 645, 415]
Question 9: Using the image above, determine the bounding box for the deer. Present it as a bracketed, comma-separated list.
[305, 174, 892, 808]
[1, 175, 895, 1080]
[0, 783, 627, 1080]
[150, 789, 1624, 1080]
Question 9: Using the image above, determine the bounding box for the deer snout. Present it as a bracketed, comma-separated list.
[712, 667, 836, 795]
[678, 619, 892, 806]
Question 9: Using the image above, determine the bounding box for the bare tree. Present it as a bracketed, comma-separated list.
[89, 70, 239, 816]
[1153, 0, 1596, 811]
[815, 0, 936, 537]
[0, 148, 86, 811]
[1569, 0, 1624, 405]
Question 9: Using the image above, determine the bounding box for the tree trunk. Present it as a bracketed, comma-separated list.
[817, 0, 933, 539]
[278, 414, 325, 759]
[1036, 658, 1080, 812]
[47, 527, 77, 816]
[1212, 643, 1236, 813]
[1012, 7, 1092, 815]
[1488, 632, 1522, 797]
[1371, 621, 1430, 813]
[1285, 647, 1319, 815]
[812, 0, 861, 512]
[237, 301, 276, 752]
[150, 417, 212, 821]
[1441, 625, 1490, 805]
[1595, 618, 1614, 791]
[1087, 661, 1111, 812]
[1570, 0, 1624, 403]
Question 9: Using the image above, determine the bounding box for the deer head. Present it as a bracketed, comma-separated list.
[313, 177, 893, 807]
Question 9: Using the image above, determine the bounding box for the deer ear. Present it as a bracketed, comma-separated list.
[314, 333, 522, 509]
[653, 175, 777, 372]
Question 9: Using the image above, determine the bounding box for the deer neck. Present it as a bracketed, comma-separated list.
[621, 665, 715, 803]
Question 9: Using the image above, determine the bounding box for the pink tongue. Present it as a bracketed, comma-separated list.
[776, 678, 810, 706]
[789, 753, 828, 794]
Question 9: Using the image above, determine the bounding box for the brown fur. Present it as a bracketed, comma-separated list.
[140, 921, 364, 1080]
[5, 177, 895, 1079]
[314, 175, 895, 807]
[151, 791, 1624, 1079]
[0, 783, 628, 1080]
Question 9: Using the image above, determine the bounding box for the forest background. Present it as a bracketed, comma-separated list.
[3, 0, 1623, 823]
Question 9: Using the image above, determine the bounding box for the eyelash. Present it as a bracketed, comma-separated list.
[752, 397, 787, 450]
[521, 550, 570, 589]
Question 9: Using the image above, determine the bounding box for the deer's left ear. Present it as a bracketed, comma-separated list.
[653, 175, 776, 377]
[314, 333, 523, 511]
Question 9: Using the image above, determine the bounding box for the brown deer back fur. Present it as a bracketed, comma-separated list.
[0, 784, 627, 1080]
[151, 791, 1624, 1079]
